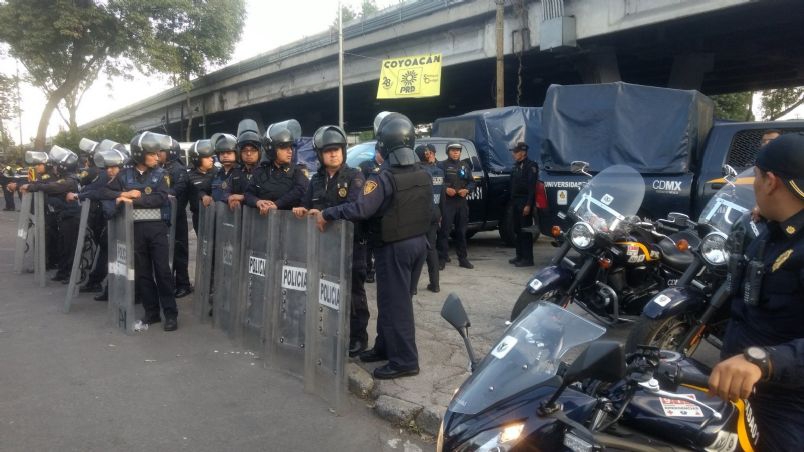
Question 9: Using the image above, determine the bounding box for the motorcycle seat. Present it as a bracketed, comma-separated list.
[657, 238, 694, 270]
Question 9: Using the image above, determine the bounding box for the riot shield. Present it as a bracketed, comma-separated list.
[192, 201, 216, 323]
[237, 206, 274, 353]
[32, 192, 47, 287]
[107, 202, 136, 333]
[212, 202, 241, 337]
[266, 210, 309, 378]
[304, 216, 353, 413]
[167, 196, 177, 270]
[13, 192, 33, 274]
[64, 201, 97, 312]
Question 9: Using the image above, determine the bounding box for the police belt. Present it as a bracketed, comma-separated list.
[131, 208, 162, 222]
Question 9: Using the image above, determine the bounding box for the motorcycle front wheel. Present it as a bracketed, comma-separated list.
[624, 314, 698, 355]
[510, 289, 560, 321]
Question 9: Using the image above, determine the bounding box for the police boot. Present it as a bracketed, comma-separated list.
[459, 259, 474, 269]
[94, 287, 108, 301]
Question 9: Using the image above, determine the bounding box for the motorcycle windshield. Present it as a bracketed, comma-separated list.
[448, 302, 605, 415]
[568, 165, 645, 234]
[698, 168, 756, 234]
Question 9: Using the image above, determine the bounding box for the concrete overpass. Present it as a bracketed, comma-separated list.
[84, 0, 804, 139]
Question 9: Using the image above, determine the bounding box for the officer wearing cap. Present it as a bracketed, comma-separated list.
[1, 164, 17, 210]
[201, 133, 239, 206]
[245, 119, 307, 214]
[438, 142, 475, 270]
[187, 139, 217, 232]
[294, 125, 369, 357]
[226, 119, 262, 210]
[313, 112, 431, 380]
[509, 141, 538, 267]
[411, 143, 443, 293]
[158, 138, 192, 299]
[708, 133, 804, 450]
[98, 132, 178, 331]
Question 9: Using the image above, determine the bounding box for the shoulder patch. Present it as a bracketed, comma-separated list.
[786, 225, 796, 235]
[79, 171, 88, 179]
[363, 180, 378, 195]
[164, 175, 171, 187]
[772, 249, 793, 272]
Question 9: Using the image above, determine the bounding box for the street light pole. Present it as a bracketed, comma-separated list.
[338, 1, 344, 130]
[495, 0, 505, 108]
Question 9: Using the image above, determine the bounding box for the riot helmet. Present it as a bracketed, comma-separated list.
[375, 112, 417, 166]
[78, 138, 99, 156]
[94, 148, 129, 169]
[189, 139, 215, 168]
[313, 125, 348, 165]
[168, 138, 182, 162]
[264, 119, 301, 162]
[446, 142, 464, 160]
[49, 145, 79, 172]
[373, 111, 392, 136]
[25, 151, 49, 165]
[130, 131, 171, 164]
[212, 133, 238, 166]
[236, 119, 262, 153]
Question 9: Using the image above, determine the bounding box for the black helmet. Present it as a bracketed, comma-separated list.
[373, 111, 393, 136]
[236, 119, 262, 153]
[130, 131, 171, 164]
[375, 112, 416, 165]
[189, 139, 214, 168]
[49, 145, 79, 172]
[211, 133, 238, 157]
[312, 125, 348, 165]
[25, 150, 49, 165]
[265, 119, 301, 161]
[94, 148, 129, 169]
[78, 138, 99, 156]
[166, 138, 181, 162]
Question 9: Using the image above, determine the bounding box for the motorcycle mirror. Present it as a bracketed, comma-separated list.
[667, 212, 690, 226]
[441, 293, 471, 334]
[564, 341, 625, 384]
[570, 161, 590, 175]
[722, 164, 738, 179]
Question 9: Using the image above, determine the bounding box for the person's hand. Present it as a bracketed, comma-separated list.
[19, 184, 29, 193]
[292, 207, 308, 219]
[228, 194, 243, 210]
[256, 199, 275, 216]
[312, 210, 327, 232]
[446, 187, 456, 197]
[7, 182, 16, 192]
[202, 195, 213, 207]
[523, 205, 531, 216]
[66, 192, 79, 202]
[458, 188, 469, 198]
[116, 196, 132, 205]
[709, 354, 763, 401]
[124, 189, 141, 199]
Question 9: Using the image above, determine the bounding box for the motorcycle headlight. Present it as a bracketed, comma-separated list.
[454, 423, 525, 452]
[569, 222, 595, 250]
[700, 231, 728, 266]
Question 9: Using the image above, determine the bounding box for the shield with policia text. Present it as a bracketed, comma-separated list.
[237, 205, 274, 353]
[192, 201, 216, 323]
[212, 202, 242, 337]
[304, 216, 353, 413]
[107, 202, 136, 333]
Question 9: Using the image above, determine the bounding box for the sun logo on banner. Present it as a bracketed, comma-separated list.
[401, 70, 418, 86]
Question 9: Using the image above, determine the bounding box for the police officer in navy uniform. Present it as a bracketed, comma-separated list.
[187, 139, 216, 232]
[201, 133, 239, 206]
[160, 139, 193, 298]
[509, 142, 538, 267]
[99, 132, 178, 331]
[295, 125, 369, 357]
[1, 165, 17, 210]
[358, 149, 383, 284]
[313, 112, 431, 379]
[245, 119, 307, 214]
[708, 133, 804, 450]
[438, 142, 475, 270]
[226, 119, 262, 210]
[411, 144, 443, 293]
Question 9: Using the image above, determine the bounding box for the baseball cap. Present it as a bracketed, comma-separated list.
[755, 132, 804, 200]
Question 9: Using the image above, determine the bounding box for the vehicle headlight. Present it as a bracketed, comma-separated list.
[454, 423, 525, 452]
[700, 232, 728, 266]
[569, 222, 595, 250]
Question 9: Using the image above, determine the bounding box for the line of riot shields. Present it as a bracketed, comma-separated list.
[192, 202, 353, 412]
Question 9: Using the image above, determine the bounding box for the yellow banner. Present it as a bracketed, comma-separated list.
[377, 53, 442, 99]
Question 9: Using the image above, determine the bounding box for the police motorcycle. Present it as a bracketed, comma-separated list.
[625, 166, 757, 355]
[438, 294, 760, 451]
[511, 163, 696, 325]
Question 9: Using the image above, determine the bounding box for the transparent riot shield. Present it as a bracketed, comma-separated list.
[266, 210, 309, 378]
[304, 217, 353, 413]
[212, 202, 241, 337]
[237, 206, 274, 353]
[13, 192, 33, 274]
[167, 196, 177, 270]
[64, 201, 96, 312]
[192, 201, 216, 323]
[32, 192, 47, 287]
[107, 202, 136, 333]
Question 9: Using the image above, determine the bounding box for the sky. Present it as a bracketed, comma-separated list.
[1, 0, 399, 144]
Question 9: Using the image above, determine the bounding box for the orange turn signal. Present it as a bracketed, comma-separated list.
[598, 257, 612, 269]
[676, 239, 689, 252]
[551, 226, 562, 238]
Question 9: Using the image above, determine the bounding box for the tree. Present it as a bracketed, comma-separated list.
[0, 73, 18, 155]
[712, 92, 754, 121]
[760, 87, 804, 120]
[331, 0, 379, 30]
[0, 0, 245, 148]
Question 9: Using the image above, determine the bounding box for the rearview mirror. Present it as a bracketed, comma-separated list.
[441, 293, 470, 334]
[570, 161, 589, 174]
[564, 340, 625, 384]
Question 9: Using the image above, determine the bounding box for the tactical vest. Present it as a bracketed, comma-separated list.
[123, 167, 171, 222]
[374, 167, 431, 244]
[442, 159, 471, 191]
[310, 167, 359, 210]
[252, 163, 297, 201]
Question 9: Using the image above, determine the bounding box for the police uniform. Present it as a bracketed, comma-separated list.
[244, 162, 307, 209]
[223, 164, 257, 201]
[207, 165, 237, 204]
[510, 144, 538, 266]
[721, 134, 804, 450]
[27, 171, 80, 282]
[188, 166, 216, 232]
[438, 153, 475, 267]
[411, 152, 444, 292]
[75, 167, 110, 292]
[359, 157, 383, 282]
[163, 158, 191, 294]
[1, 166, 16, 210]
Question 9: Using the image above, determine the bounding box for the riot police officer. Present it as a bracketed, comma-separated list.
[295, 125, 368, 357]
[358, 139, 385, 284]
[708, 133, 804, 450]
[1, 164, 17, 210]
[411, 144, 443, 293]
[509, 142, 538, 267]
[159, 139, 192, 298]
[201, 133, 238, 206]
[245, 119, 307, 213]
[313, 112, 431, 379]
[99, 132, 178, 331]
[438, 142, 475, 269]
[187, 139, 216, 232]
[226, 119, 262, 210]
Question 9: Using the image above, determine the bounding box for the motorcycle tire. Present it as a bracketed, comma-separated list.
[624, 314, 697, 355]
[510, 289, 559, 321]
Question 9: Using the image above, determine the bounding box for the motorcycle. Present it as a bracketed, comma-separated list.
[512, 163, 696, 325]
[625, 166, 759, 355]
[438, 294, 760, 451]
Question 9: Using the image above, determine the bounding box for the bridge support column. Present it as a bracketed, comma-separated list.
[668, 53, 714, 90]
[577, 49, 621, 84]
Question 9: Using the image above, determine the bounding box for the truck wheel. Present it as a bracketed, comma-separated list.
[624, 314, 697, 355]
[499, 203, 517, 247]
[510, 289, 559, 321]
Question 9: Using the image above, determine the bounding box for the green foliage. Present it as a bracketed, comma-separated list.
[760, 87, 804, 120]
[332, 0, 379, 30]
[52, 121, 134, 152]
[712, 92, 754, 121]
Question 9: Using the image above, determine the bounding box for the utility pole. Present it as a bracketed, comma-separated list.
[338, 1, 345, 130]
[495, 0, 505, 107]
[16, 61, 23, 152]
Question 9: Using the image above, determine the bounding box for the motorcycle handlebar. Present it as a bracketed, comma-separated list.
[678, 369, 711, 389]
